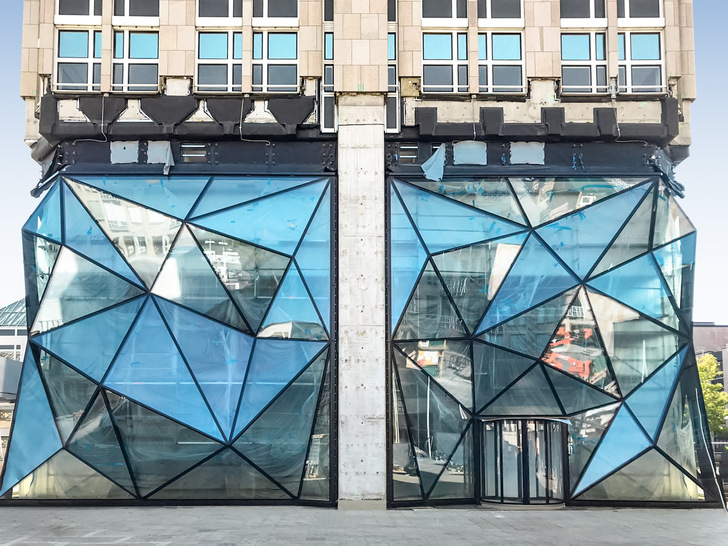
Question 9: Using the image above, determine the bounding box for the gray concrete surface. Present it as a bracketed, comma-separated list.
[0, 506, 727, 545]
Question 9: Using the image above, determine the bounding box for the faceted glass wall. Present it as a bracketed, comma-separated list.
[1, 174, 334, 502]
[389, 176, 719, 504]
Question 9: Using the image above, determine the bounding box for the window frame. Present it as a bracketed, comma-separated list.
[195, 31, 243, 94]
[477, 0, 525, 28]
[55, 0, 102, 25]
[54, 28, 102, 93]
[112, 30, 160, 93]
[421, 32, 469, 94]
[252, 0, 299, 28]
[386, 32, 400, 133]
[560, 32, 608, 95]
[477, 32, 526, 95]
[560, 0, 607, 29]
[617, 31, 665, 94]
[252, 31, 299, 94]
[618, 0, 664, 28]
[421, 0, 468, 29]
[112, 0, 160, 27]
[196, 0, 243, 27]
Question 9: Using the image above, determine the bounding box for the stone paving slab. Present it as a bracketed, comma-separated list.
[0, 507, 727, 545]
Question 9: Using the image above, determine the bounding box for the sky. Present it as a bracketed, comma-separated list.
[0, 2, 725, 323]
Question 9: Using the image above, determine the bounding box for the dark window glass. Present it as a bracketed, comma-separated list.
[326, 0, 335, 21]
[269, 0, 297, 17]
[388, 65, 396, 89]
[492, 65, 522, 92]
[114, 0, 123, 16]
[59, 0, 89, 15]
[387, 0, 396, 21]
[199, 65, 227, 91]
[199, 0, 228, 17]
[324, 64, 334, 85]
[58, 63, 88, 90]
[478, 0, 486, 18]
[113, 63, 123, 85]
[386, 96, 398, 129]
[560, 0, 590, 18]
[423, 65, 453, 90]
[423, 0, 452, 18]
[233, 64, 242, 88]
[94, 0, 102, 16]
[268, 65, 297, 90]
[492, 0, 521, 18]
[562, 66, 591, 92]
[252, 64, 263, 87]
[93, 63, 101, 87]
[128, 64, 158, 90]
[479, 65, 487, 88]
[234, 0, 243, 17]
[456, 0, 467, 18]
[631, 66, 661, 92]
[630, 0, 660, 17]
[323, 96, 335, 129]
[130, 0, 159, 16]
[253, 0, 263, 16]
[457, 65, 468, 89]
[617, 0, 625, 17]
[595, 0, 605, 17]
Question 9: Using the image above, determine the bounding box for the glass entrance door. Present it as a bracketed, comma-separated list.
[481, 419, 565, 504]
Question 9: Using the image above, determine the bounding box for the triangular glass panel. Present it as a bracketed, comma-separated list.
[541, 288, 619, 395]
[482, 365, 563, 416]
[0, 351, 62, 496]
[653, 186, 696, 248]
[68, 175, 210, 220]
[152, 226, 249, 332]
[149, 448, 290, 500]
[63, 184, 142, 287]
[573, 404, 651, 496]
[394, 180, 524, 254]
[568, 403, 620, 491]
[67, 392, 137, 496]
[473, 342, 536, 412]
[190, 176, 319, 219]
[31, 248, 145, 335]
[653, 233, 696, 315]
[410, 178, 527, 225]
[300, 363, 332, 501]
[156, 298, 254, 441]
[626, 348, 685, 441]
[590, 188, 654, 277]
[588, 253, 679, 330]
[23, 233, 61, 322]
[396, 340, 472, 410]
[536, 183, 651, 279]
[394, 350, 470, 497]
[22, 180, 62, 243]
[11, 449, 133, 499]
[66, 178, 183, 288]
[576, 448, 703, 502]
[390, 187, 428, 334]
[232, 339, 326, 438]
[480, 288, 577, 359]
[104, 299, 224, 441]
[37, 350, 98, 443]
[432, 233, 527, 333]
[477, 235, 579, 332]
[33, 296, 145, 382]
[294, 185, 331, 332]
[391, 366, 424, 502]
[395, 262, 467, 340]
[588, 290, 680, 396]
[235, 351, 327, 497]
[427, 423, 474, 500]
[260, 263, 327, 340]
[107, 392, 223, 497]
[543, 366, 616, 415]
[509, 177, 652, 227]
[189, 225, 290, 334]
[191, 179, 328, 256]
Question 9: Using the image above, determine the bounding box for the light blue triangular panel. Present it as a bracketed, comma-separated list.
[22, 181, 62, 243]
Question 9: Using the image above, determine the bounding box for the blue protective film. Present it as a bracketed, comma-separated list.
[23, 181, 62, 243]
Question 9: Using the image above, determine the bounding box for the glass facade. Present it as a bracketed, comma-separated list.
[389, 176, 719, 505]
[0, 174, 334, 502]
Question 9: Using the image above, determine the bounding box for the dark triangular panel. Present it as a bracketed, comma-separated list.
[626, 348, 685, 441]
[11, 449, 133, 499]
[31, 248, 145, 335]
[427, 423, 474, 500]
[191, 179, 328, 256]
[149, 448, 290, 500]
[235, 351, 327, 497]
[473, 342, 536, 412]
[152, 226, 249, 332]
[432, 233, 527, 332]
[395, 261, 467, 340]
[541, 288, 619, 395]
[543, 365, 616, 415]
[390, 186, 428, 334]
[573, 404, 651, 496]
[63, 184, 142, 286]
[568, 403, 620, 491]
[477, 235, 579, 333]
[67, 392, 136, 496]
[394, 180, 524, 254]
[33, 296, 145, 382]
[232, 339, 326, 438]
[653, 187, 696, 249]
[587, 290, 681, 396]
[481, 365, 563, 416]
[156, 297, 254, 442]
[104, 299, 224, 441]
[188, 225, 290, 334]
[66, 178, 183, 288]
[391, 365, 424, 502]
[0, 351, 62, 496]
[576, 448, 704, 502]
[107, 392, 223, 497]
[260, 263, 328, 340]
[300, 362, 332, 501]
[22, 233, 61, 322]
[480, 288, 577, 359]
[37, 350, 98, 443]
[397, 340, 472, 410]
[653, 233, 696, 317]
[69, 174, 210, 219]
[537, 184, 650, 279]
[22, 181, 62, 243]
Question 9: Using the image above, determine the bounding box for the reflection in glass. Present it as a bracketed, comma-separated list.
[567, 403, 619, 491]
[653, 233, 695, 315]
[485, 366, 562, 416]
[23, 234, 61, 323]
[429, 424, 474, 499]
[653, 187, 696, 248]
[473, 342, 535, 412]
[22, 180, 62, 243]
[301, 367, 332, 501]
[391, 369, 424, 501]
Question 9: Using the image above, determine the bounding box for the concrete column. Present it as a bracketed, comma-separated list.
[337, 94, 387, 510]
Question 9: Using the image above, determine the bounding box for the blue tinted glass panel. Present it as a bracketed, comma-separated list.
[129, 33, 158, 59]
[253, 33, 263, 59]
[388, 33, 396, 61]
[653, 188, 695, 248]
[653, 233, 696, 310]
[478, 33, 486, 60]
[618, 33, 625, 60]
[423, 34, 452, 60]
[233, 32, 242, 59]
[94, 31, 102, 59]
[457, 34, 467, 60]
[268, 33, 297, 60]
[325, 33, 334, 60]
[630, 33, 660, 60]
[492, 34, 521, 60]
[561, 34, 590, 61]
[114, 32, 124, 59]
[59, 31, 88, 58]
[199, 33, 228, 59]
[474, 343, 536, 412]
[23, 182, 62, 243]
[595, 33, 605, 60]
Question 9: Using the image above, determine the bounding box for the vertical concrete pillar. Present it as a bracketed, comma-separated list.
[337, 94, 387, 509]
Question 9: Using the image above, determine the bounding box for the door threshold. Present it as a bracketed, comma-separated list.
[479, 503, 566, 511]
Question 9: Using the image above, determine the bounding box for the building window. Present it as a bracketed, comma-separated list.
[422, 0, 467, 27]
[56, 29, 101, 92]
[618, 32, 663, 93]
[422, 33, 468, 93]
[324, 0, 334, 22]
[253, 32, 298, 93]
[253, 0, 298, 25]
[477, 0, 524, 23]
[321, 32, 335, 131]
[561, 33, 607, 94]
[560, 0, 605, 19]
[196, 32, 242, 93]
[113, 31, 159, 92]
[618, 0, 661, 19]
[58, 0, 102, 16]
[478, 33, 524, 93]
[197, 0, 242, 25]
[386, 32, 400, 132]
[113, 0, 159, 17]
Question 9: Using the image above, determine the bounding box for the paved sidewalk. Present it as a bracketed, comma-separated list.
[0, 506, 727, 545]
